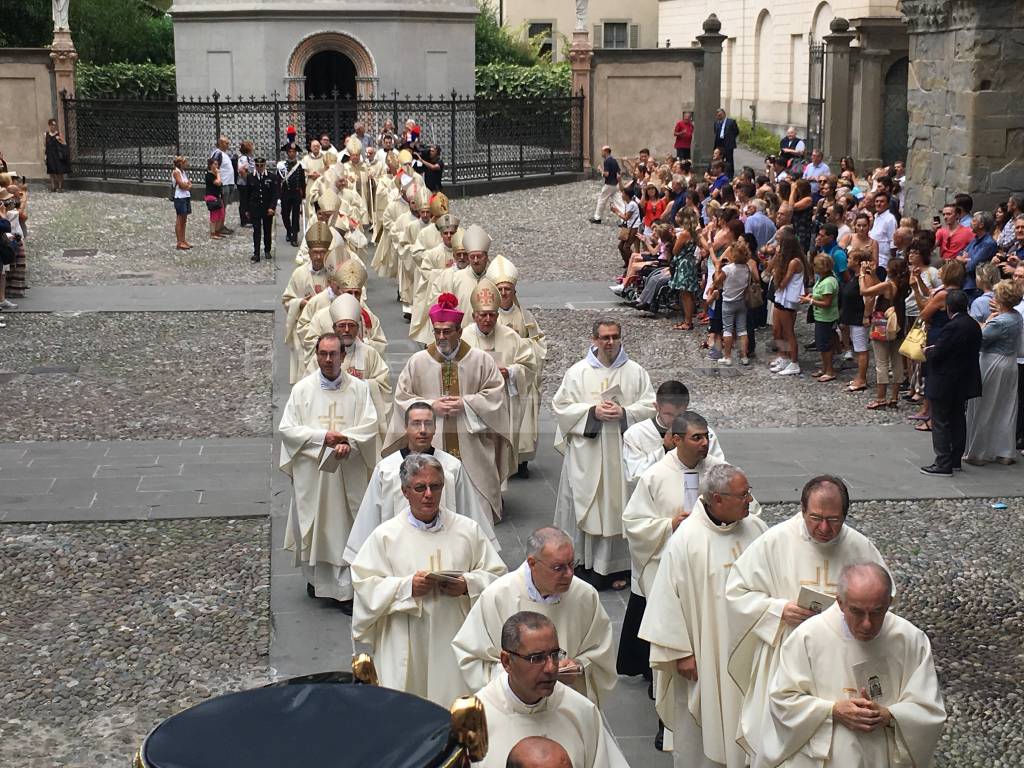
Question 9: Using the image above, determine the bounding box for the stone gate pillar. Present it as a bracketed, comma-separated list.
[569, 30, 593, 170]
[851, 48, 888, 170]
[901, 0, 1024, 220]
[695, 14, 725, 169]
[822, 18, 855, 163]
[49, 29, 77, 132]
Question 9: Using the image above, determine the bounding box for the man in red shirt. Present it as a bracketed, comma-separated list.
[673, 111, 694, 161]
[936, 202, 973, 260]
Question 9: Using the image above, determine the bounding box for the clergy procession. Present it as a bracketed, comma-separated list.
[275, 134, 947, 768]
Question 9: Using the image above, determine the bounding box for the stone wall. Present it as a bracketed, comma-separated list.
[0, 49, 57, 179]
[902, 0, 1024, 220]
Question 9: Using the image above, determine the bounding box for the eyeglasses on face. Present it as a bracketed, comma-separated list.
[410, 482, 443, 494]
[806, 514, 844, 527]
[536, 559, 575, 575]
[504, 648, 567, 665]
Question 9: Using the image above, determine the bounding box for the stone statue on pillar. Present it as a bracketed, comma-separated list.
[52, 0, 71, 31]
[574, 0, 587, 32]
[49, 0, 78, 131]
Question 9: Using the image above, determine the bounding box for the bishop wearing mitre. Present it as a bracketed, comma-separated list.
[726, 475, 889, 763]
[451, 224, 493, 326]
[281, 222, 331, 384]
[461, 278, 537, 477]
[279, 332, 378, 613]
[385, 293, 513, 523]
[552, 318, 655, 589]
[341, 136, 375, 227]
[640, 464, 768, 768]
[304, 293, 391, 453]
[351, 453, 506, 706]
[297, 256, 387, 361]
[397, 186, 433, 318]
[410, 205, 462, 345]
[488, 255, 546, 475]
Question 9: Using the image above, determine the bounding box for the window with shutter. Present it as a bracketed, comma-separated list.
[602, 22, 628, 49]
[528, 22, 554, 60]
[593, 24, 602, 48]
[629, 24, 640, 48]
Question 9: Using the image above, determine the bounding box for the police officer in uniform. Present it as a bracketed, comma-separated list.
[278, 145, 305, 246]
[247, 157, 278, 262]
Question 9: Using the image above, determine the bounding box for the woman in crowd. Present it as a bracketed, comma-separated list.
[839, 211, 879, 264]
[964, 279, 1024, 465]
[171, 156, 193, 250]
[912, 259, 966, 430]
[789, 179, 816, 252]
[619, 225, 672, 305]
[236, 140, 254, 228]
[800, 252, 840, 382]
[859, 257, 910, 409]
[903, 239, 941, 404]
[640, 185, 666, 238]
[717, 237, 753, 364]
[840, 249, 872, 391]
[969, 263, 1001, 322]
[44, 118, 70, 193]
[667, 208, 702, 330]
[768, 227, 806, 376]
[998, 194, 1023, 249]
[204, 157, 225, 240]
[616, 186, 643, 268]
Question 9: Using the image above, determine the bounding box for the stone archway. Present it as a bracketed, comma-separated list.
[286, 31, 378, 101]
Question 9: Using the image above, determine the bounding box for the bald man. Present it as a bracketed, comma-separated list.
[506, 737, 572, 768]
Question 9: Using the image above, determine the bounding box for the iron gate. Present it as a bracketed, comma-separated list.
[806, 42, 826, 156]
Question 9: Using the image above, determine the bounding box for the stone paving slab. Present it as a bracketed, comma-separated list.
[10, 284, 279, 313]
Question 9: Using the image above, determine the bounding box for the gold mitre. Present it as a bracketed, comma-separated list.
[385, 151, 401, 172]
[470, 278, 501, 312]
[305, 221, 333, 250]
[462, 224, 491, 254]
[316, 184, 342, 214]
[451, 228, 467, 254]
[329, 292, 362, 324]
[345, 136, 362, 157]
[436, 213, 460, 233]
[429, 192, 450, 220]
[485, 254, 518, 286]
[398, 149, 414, 167]
[335, 258, 368, 290]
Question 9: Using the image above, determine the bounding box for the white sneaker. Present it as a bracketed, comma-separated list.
[777, 362, 801, 376]
[720, 357, 733, 366]
[843, 350, 853, 361]
[770, 357, 787, 372]
[740, 357, 750, 366]
[608, 284, 624, 295]
[0, 299, 16, 309]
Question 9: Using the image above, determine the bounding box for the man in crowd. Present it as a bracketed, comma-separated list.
[726, 475, 888, 761]
[277, 145, 305, 246]
[345, 401, 496, 564]
[552, 319, 655, 590]
[870, 191, 898, 278]
[713, 109, 739, 176]
[473, 612, 629, 768]
[387, 293, 512, 522]
[453, 526, 616, 708]
[351, 454, 505, 706]
[779, 126, 805, 166]
[744, 199, 777, 251]
[590, 145, 620, 224]
[673, 111, 694, 161]
[936, 201, 973, 262]
[246, 157, 278, 263]
[801, 147, 830, 195]
[279, 332, 378, 614]
[209, 135, 235, 234]
[640, 464, 767, 768]
[760, 562, 946, 766]
[281, 222, 331, 384]
[960, 210, 997, 298]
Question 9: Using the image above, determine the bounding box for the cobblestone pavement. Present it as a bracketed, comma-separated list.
[0, 312, 273, 440]
[23, 189, 273, 286]
[0, 519, 271, 768]
[534, 308, 909, 428]
[760, 499, 1024, 767]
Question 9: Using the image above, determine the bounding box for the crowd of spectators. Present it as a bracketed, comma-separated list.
[600, 111, 1024, 473]
[0, 151, 30, 328]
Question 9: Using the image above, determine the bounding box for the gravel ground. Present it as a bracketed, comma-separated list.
[759, 498, 1024, 767]
[22, 189, 273, 286]
[534, 308, 909, 428]
[0, 312, 272, 440]
[0, 518, 271, 768]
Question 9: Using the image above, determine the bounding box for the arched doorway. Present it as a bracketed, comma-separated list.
[304, 50, 357, 99]
[882, 57, 909, 165]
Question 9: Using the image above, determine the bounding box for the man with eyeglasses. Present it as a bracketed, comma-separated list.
[351, 454, 505, 707]
[385, 292, 512, 522]
[344, 401, 497, 566]
[639, 463, 767, 768]
[552, 319, 656, 591]
[452, 527, 615, 708]
[725, 475, 889, 764]
[474, 612, 629, 768]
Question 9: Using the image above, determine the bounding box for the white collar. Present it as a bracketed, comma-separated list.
[501, 673, 546, 712]
[318, 370, 344, 390]
[406, 508, 443, 532]
[522, 562, 561, 604]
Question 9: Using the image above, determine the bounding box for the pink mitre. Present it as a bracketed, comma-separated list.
[429, 293, 464, 325]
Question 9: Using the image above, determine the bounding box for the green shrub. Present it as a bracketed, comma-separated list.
[738, 118, 781, 156]
[475, 1, 537, 66]
[71, 0, 174, 65]
[474, 62, 571, 99]
[76, 62, 176, 99]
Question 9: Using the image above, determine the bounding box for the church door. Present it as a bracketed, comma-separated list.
[304, 50, 358, 147]
[882, 57, 909, 166]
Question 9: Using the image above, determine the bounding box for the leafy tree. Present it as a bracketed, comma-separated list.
[0, 0, 56, 48]
[71, 0, 174, 64]
[474, 0, 536, 66]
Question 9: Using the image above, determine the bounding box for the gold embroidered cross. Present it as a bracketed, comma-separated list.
[429, 548, 442, 571]
[318, 402, 345, 431]
[724, 543, 743, 569]
[800, 559, 839, 591]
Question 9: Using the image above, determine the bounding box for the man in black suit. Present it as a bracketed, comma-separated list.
[713, 108, 740, 177]
[921, 289, 983, 475]
[277, 145, 305, 247]
[247, 157, 279, 263]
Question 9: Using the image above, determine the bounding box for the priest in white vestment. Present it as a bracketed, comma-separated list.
[351, 454, 506, 707]
[281, 222, 331, 384]
[385, 294, 513, 522]
[552, 319, 655, 588]
[279, 333, 378, 611]
[397, 186, 432, 316]
[300, 141, 329, 224]
[451, 225, 494, 327]
[506, 737, 572, 768]
[473, 612, 629, 768]
[431, 228, 469, 300]
[760, 562, 945, 768]
[297, 257, 387, 359]
[345, 400, 497, 564]
[622, 380, 725, 484]
[640, 464, 768, 768]
[410, 212, 462, 345]
[726, 475, 890, 762]
[461, 278, 537, 476]
[452, 527, 616, 708]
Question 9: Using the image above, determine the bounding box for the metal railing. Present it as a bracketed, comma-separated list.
[61, 90, 585, 186]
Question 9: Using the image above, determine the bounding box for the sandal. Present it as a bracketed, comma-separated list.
[907, 414, 930, 421]
[914, 421, 932, 432]
[847, 384, 867, 392]
[866, 400, 888, 410]
[611, 579, 629, 591]
[700, 340, 710, 350]
[673, 322, 693, 331]
[886, 400, 899, 408]
[816, 374, 837, 383]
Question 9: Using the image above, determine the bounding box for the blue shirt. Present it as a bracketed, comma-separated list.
[744, 211, 777, 250]
[963, 233, 997, 291]
[823, 241, 848, 281]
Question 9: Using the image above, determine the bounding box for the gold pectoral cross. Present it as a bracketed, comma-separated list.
[723, 542, 744, 569]
[428, 548, 443, 571]
[800, 559, 839, 592]
[590, 377, 610, 402]
[318, 402, 345, 431]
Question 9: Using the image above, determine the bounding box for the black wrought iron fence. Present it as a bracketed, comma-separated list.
[61, 90, 585, 186]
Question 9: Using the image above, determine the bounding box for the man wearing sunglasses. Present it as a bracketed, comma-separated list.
[474, 611, 629, 768]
